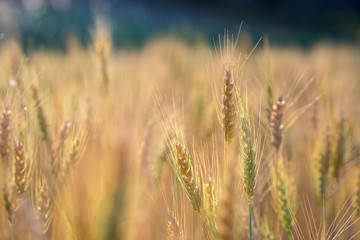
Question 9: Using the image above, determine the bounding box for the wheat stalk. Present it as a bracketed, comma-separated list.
[217, 161, 236, 240]
[95, 26, 112, 91]
[140, 122, 154, 179]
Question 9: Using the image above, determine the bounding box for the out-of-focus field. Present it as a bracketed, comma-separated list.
[0, 33, 359, 240]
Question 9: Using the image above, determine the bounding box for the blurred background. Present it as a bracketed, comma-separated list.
[0, 0, 360, 51]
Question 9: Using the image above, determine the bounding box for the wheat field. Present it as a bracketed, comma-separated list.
[0, 28, 359, 240]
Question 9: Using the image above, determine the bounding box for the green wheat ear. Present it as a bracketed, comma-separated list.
[332, 114, 345, 181]
[31, 85, 50, 142]
[238, 97, 259, 240]
[265, 80, 274, 122]
[314, 126, 331, 200]
[240, 114, 256, 204]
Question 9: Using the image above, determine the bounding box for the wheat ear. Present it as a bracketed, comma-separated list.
[31, 85, 51, 143]
[332, 114, 345, 181]
[204, 175, 217, 237]
[13, 141, 27, 195]
[2, 188, 14, 224]
[174, 143, 202, 214]
[240, 113, 257, 240]
[240, 115, 256, 204]
[36, 179, 52, 232]
[0, 108, 11, 160]
[167, 209, 183, 240]
[275, 161, 294, 240]
[52, 120, 71, 177]
[62, 139, 80, 178]
[270, 96, 285, 151]
[222, 69, 236, 145]
[95, 32, 111, 91]
[316, 125, 332, 200]
[265, 81, 274, 122]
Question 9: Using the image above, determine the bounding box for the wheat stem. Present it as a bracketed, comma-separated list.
[249, 203, 252, 240]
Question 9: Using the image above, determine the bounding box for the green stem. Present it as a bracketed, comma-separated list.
[249, 203, 252, 240]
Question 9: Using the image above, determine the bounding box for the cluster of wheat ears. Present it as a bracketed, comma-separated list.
[0, 28, 359, 240]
